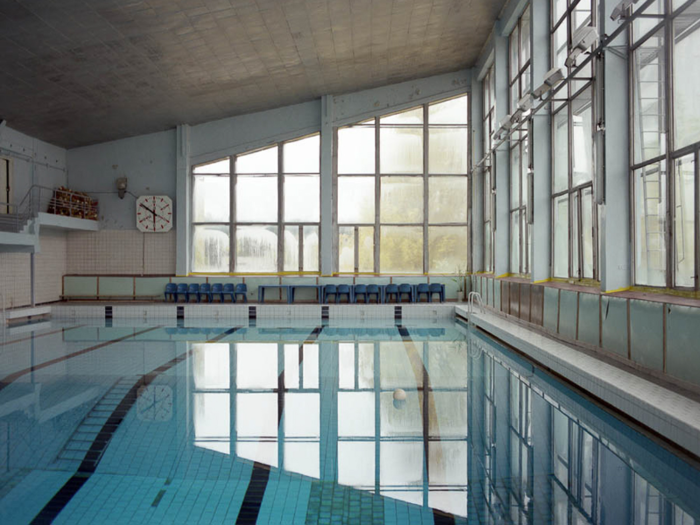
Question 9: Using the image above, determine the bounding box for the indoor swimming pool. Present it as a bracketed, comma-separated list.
[0, 319, 698, 524]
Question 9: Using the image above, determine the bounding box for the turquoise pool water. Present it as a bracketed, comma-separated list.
[0, 320, 698, 524]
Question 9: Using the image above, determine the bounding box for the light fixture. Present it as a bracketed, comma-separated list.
[533, 67, 565, 98]
[565, 26, 598, 67]
[611, 0, 639, 22]
[116, 177, 128, 199]
[518, 94, 533, 112]
[499, 114, 513, 131]
[511, 109, 524, 124]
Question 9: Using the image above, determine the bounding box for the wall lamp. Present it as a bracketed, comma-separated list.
[565, 26, 598, 67]
[611, 0, 639, 22]
[533, 67, 565, 98]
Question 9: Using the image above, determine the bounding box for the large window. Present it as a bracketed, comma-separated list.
[631, 0, 700, 289]
[483, 68, 496, 274]
[509, 7, 532, 276]
[551, 0, 598, 281]
[336, 95, 469, 274]
[191, 134, 320, 273]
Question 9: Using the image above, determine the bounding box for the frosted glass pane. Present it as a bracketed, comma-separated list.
[511, 211, 520, 274]
[520, 8, 531, 65]
[338, 343, 354, 389]
[193, 344, 230, 389]
[572, 89, 593, 187]
[553, 0, 567, 24]
[380, 226, 423, 274]
[380, 177, 423, 223]
[429, 177, 468, 223]
[284, 134, 320, 173]
[429, 96, 468, 124]
[237, 176, 278, 222]
[429, 128, 468, 174]
[304, 226, 319, 272]
[193, 175, 229, 222]
[358, 227, 374, 272]
[674, 155, 695, 287]
[193, 225, 229, 272]
[553, 194, 569, 278]
[380, 128, 423, 174]
[284, 345, 299, 389]
[553, 21, 568, 71]
[634, 162, 666, 286]
[553, 109, 569, 193]
[429, 392, 468, 437]
[428, 342, 468, 387]
[236, 146, 278, 174]
[303, 344, 319, 389]
[283, 226, 299, 272]
[338, 392, 375, 437]
[338, 177, 375, 224]
[338, 125, 375, 174]
[673, 13, 700, 149]
[381, 107, 423, 125]
[338, 442, 374, 488]
[510, 24, 520, 80]
[237, 393, 277, 437]
[339, 226, 354, 272]
[194, 158, 229, 174]
[285, 175, 319, 222]
[428, 226, 468, 274]
[285, 393, 319, 437]
[358, 343, 374, 388]
[235, 226, 278, 272]
[380, 442, 423, 485]
[581, 188, 594, 279]
[380, 392, 422, 436]
[237, 344, 277, 388]
[194, 393, 230, 451]
[511, 146, 521, 209]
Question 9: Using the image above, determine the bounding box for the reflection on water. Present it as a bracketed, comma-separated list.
[0, 323, 698, 523]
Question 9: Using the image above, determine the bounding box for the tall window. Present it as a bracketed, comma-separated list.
[336, 95, 469, 274]
[551, 0, 598, 281]
[631, 0, 700, 289]
[483, 68, 496, 274]
[191, 134, 320, 273]
[510, 7, 532, 276]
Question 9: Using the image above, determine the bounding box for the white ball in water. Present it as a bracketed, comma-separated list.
[393, 388, 407, 401]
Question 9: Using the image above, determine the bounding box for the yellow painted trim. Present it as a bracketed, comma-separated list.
[188, 272, 321, 277]
[533, 278, 552, 284]
[603, 286, 632, 294]
[496, 273, 511, 279]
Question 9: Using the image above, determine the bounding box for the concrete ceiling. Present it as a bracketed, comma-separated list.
[0, 0, 505, 149]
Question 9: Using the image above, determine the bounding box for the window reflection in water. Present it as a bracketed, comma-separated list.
[189, 337, 699, 523]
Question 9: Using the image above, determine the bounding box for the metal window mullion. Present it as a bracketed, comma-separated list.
[666, 8, 674, 289]
[374, 118, 381, 273]
[695, 149, 699, 290]
[423, 104, 429, 274]
[354, 226, 360, 273]
[332, 127, 339, 273]
[231, 156, 236, 272]
[278, 147, 284, 274]
[298, 225, 304, 272]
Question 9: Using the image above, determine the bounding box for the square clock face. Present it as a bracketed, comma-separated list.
[136, 195, 173, 232]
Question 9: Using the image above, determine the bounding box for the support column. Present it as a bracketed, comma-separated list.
[471, 75, 485, 273]
[30, 252, 35, 307]
[530, 0, 553, 283]
[320, 95, 335, 275]
[319, 341, 338, 481]
[175, 125, 191, 276]
[599, 1, 631, 292]
[493, 27, 511, 278]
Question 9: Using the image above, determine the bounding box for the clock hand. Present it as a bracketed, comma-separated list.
[140, 202, 169, 222]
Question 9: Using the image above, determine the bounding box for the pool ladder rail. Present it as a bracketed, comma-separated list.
[467, 291, 485, 315]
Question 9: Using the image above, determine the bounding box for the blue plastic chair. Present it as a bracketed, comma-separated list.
[429, 283, 445, 302]
[234, 283, 247, 302]
[337, 284, 352, 303]
[367, 284, 382, 303]
[164, 283, 177, 302]
[398, 284, 413, 303]
[222, 283, 235, 302]
[211, 283, 224, 303]
[324, 285, 337, 303]
[353, 284, 367, 303]
[384, 284, 399, 303]
[198, 283, 212, 303]
[416, 283, 430, 302]
[174, 283, 188, 302]
[186, 284, 200, 303]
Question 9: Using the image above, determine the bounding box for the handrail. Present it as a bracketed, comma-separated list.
[467, 291, 485, 315]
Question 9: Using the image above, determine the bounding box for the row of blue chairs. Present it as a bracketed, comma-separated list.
[324, 283, 445, 303]
[165, 282, 446, 303]
[164, 283, 248, 303]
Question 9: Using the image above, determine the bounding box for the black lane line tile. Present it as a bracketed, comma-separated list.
[0, 325, 85, 348]
[31, 327, 242, 524]
[0, 327, 161, 393]
[397, 325, 456, 525]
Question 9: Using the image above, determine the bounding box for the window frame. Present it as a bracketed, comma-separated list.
[483, 68, 496, 274]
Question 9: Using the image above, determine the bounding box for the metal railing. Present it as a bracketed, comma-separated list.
[0, 185, 98, 233]
[467, 291, 485, 315]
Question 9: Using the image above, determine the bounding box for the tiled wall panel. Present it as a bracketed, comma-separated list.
[666, 305, 700, 386]
[577, 292, 599, 347]
[601, 296, 629, 358]
[543, 288, 559, 333]
[629, 300, 664, 372]
[558, 291, 578, 340]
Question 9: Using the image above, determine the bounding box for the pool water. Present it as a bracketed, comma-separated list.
[0, 320, 698, 524]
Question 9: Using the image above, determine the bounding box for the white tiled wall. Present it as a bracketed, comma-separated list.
[0, 231, 66, 308]
[66, 229, 176, 275]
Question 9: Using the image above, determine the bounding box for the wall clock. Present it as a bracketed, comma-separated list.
[137, 385, 173, 421]
[136, 195, 173, 232]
